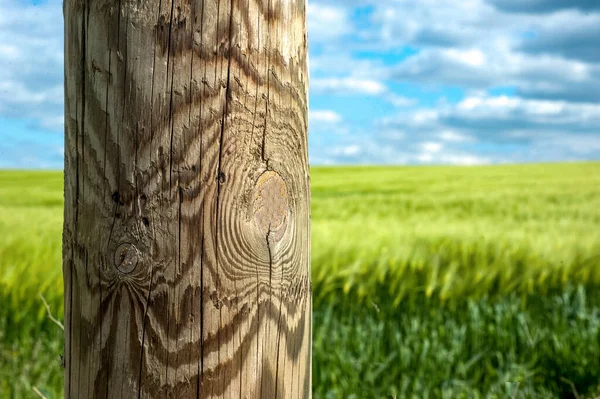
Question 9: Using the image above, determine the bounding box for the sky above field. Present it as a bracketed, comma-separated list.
[0, 0, 599, 167]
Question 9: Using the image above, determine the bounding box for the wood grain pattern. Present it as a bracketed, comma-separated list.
[63, 0, 310, 396]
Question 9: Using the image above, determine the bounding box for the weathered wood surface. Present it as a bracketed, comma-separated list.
[63, 0, 311, 396]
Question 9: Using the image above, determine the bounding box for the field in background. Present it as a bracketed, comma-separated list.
[1, 163, 600, 398]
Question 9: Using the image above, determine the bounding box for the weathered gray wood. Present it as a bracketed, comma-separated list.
[63, 0, 311, 396]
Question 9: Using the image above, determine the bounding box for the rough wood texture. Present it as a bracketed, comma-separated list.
[63, 0, 311, 396]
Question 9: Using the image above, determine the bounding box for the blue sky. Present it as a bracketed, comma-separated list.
[1, 0, 599, 167]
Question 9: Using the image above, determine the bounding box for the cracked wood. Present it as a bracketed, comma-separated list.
[63, 0, 311, 397]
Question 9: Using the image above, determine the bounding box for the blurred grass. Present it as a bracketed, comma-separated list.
[311, 163, 600, 305]
[0, 171, 64, 398]
[1, 163, 600, 398]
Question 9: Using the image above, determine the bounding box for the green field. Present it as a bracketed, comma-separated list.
[1, 163, 600, 398]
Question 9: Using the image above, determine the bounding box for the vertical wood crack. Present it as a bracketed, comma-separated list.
[196, 0, 206, 395]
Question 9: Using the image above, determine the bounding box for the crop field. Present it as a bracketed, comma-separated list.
[1, 163, 600, 398]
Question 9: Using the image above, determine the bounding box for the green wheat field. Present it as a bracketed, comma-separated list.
[1, 163, 600, 398]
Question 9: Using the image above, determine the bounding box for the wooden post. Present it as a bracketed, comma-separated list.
[63, 0, 311, 396]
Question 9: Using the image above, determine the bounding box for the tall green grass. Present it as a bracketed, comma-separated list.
[0, 171, 64, 398]
[312, 163, 600, 305]
[1, 163, 599, 398]
[314, 287, 600, 398]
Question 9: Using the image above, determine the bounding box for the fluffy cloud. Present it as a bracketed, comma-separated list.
[518, 12, 600, 63]
[305, 0, 600, 164]
[0, 0, 64, 132]
[365, 0, 526, 52]
[309, 109, 350, 136]
[487, 0, 600, 13]
[438, 131, 473, 143]
[307, 3, 351, 43]
[310, 76, 416, 107]
[386, 95, 600, 139]
[311, 77, 387, 95]
[372, 94, 600, 163]
[312, 132, 492, 165]
[2, 0, 599, 167]
[388, 47, 600, 105]
[446, 95, 600, 135]
[379, 5, 600, 103]
[310, 110, 343, 124]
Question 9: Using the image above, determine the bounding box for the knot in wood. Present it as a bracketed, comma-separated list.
[252, 171, 289, 240]
[114, 243, 139, 274]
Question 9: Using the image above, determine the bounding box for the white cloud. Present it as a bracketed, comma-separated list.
[387, 94, 600, 134]
[410, 110, 439, 125]
[369, 1, 600, 103]
[342, 145, 361, 156]
[544, 134, 600, 155]
[451, 95, 600, 128]
[439, 131, 473, 142]
[311, 77, 387, 95]
[421, 142, 444, 153]
[310, 71, 417, 107]
[309, 109, 349, 135]
[390, 45, 598, 101]
[311, 130, 493, 165]
[310, 110, 343, 124]
[0, 44, 19, 60]
[387, 94, 417, 107]
[436, 153, 491, 165]
[2, 0, 600, 166]
[308, 0, 600, 165]
[0, 0, 63, 132]
[417, 137, 490, 165]
[40, 115, 65, 132]
[329, 144, 362, 157]
[307, 3, 350, 42]
[445, 49, 487, 67]
[309, 52, 384, 76]
[416, 152, 434, 163]
[370, 0, 501, 50]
